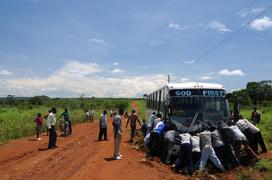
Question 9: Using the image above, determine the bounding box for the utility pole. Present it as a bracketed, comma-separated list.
[167, 74, 170, 83]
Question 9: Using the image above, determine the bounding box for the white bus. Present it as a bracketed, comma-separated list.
[146, 82, 231, 132]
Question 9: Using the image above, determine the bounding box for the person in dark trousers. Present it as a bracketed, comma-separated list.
[190, 135, 201, 170]
[251, 107, 261, 125]
[211, 128, 239, 169]
[218, 121, 260, 160]
[140, 119, 147, 137]
[174, 133, 194, 176]
[35, 113, 43, 141]
[235, 115, 267, 153]
[47, 107, 58, 149]
[98, 110, 107, 141]
[59, 108, 72, 135]
[126, 109, 141, 142]
[146, 117, 165, 159]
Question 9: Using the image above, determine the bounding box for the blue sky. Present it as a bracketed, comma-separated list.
[0, 0, 271, 97]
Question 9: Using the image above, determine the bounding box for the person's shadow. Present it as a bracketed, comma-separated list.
[104, 157, 115, 161]
[38, 147, 49, 151]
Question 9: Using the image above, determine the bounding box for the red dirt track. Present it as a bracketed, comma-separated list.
[0, 102, 182, 180]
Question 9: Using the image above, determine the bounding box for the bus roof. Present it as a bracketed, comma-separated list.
[167, 82, 224, 90]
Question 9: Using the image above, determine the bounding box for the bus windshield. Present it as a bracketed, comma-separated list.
[170, 95, 229, 130]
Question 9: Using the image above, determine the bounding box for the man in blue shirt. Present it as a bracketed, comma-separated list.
[146, 114, 165, 159]
[59, 108, 72, 135]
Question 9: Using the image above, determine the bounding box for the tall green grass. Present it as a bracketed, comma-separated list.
[135, 100, 146, 122]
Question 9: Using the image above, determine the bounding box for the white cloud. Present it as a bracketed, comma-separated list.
[180, 78, 190, 82]
[238, 8, 264, 17]
[250, 16, 272, 31]
[185, 60, 195, 64]
[2, 61, 167, 97]
[207, 20, 231, 32]
[218, 69, 245, 76]
[112, 68, 125, 73]
[169, 22, 203, 31]
[113, 62, 119, 66]
[0, 70, 12, 76]
[168, 23, 184, 30]
[57, 60, 104, 78]
[89, 38, 108, 45]
[199, 76, 212, 80]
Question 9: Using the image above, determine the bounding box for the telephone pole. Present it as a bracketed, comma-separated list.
[167, 74, 170, 83]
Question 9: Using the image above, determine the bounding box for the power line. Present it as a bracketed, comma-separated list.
[184, 0, 258, 64]
[190, 4, 272, 64]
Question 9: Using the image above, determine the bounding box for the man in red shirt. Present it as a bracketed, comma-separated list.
[35, 113, 43, 141]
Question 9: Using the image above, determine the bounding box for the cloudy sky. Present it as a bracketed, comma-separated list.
[0, 0, 272, 97]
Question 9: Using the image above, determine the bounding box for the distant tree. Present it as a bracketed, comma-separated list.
[29, 96, 42, 105]
[6, 95, 15, 105]
[233, 89, 251, 106]
[246, 82, 259, 105]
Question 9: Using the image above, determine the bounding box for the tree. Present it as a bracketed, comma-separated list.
[29, 96, 42, 105]
[6, 95, 15, 105]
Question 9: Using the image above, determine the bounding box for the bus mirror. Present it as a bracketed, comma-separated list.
[167, 106, 172, 116]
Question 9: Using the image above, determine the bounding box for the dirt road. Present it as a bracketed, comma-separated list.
[0, 102, 183, 180]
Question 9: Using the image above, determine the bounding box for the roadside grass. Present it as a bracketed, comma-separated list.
[255, 159, 272, 172]
[236, 167, 265, 180]
[135, 99, 146, 122]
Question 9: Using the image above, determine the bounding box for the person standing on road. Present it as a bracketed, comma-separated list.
[35, 113, 43, 141]
[126, 109, 141, 142]
[59, 108, 72, 135]
[89, 108, 94, 123]
[98, 110, 108, 141]
[47, 107, 58, 149]
[112, 109, 123, 160]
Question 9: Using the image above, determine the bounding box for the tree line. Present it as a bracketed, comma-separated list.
[0, 95, 131, 111]
[232, 81, 272, 107]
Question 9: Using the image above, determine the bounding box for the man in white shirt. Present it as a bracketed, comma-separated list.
[47, 107, 58, 149]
